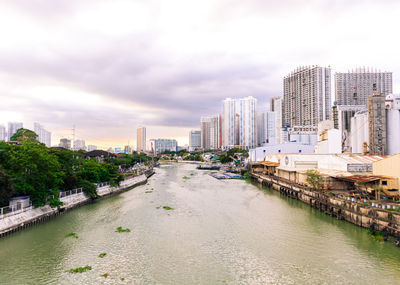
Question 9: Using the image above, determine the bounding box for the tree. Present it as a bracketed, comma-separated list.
[10, 128, 38, 143]
[0, 165, 13, 207]
[306, 169, 323, 191]
[8, 142, 63, 206]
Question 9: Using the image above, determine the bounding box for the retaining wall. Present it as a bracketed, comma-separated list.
[0, 173, 151, 238]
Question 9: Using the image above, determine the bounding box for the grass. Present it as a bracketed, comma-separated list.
[100, 273, 109, 278]
[65, 265, 92, 273]
[65, 232, 78, 239]
[367, 229, 384, 241]
[121, 277, 125, 281]
[183, 176, 190, 180]
[115, 226, 131, 233]
[156, 206, 161, 209]
[190, 173, 195, 176]
[163, 206, 174, 210]
[98, 252, 107, 258]
[145, 191, 153, 193]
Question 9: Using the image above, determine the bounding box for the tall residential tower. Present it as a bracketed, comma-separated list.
[283, 66, 331, 127]
[137, 127, 146, 152]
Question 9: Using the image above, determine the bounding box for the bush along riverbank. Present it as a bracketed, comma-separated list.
[0, 172, 152, 238]
[0, 129, 156, 208]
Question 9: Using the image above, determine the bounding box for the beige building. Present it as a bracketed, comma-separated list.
[137, 127, 146, 152]
[373, 154, 400, 192]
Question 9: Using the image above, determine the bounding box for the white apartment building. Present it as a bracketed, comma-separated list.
[265, 111, 276, 145]
[257, 111, 276, 146]
[87, 145, 97, 152]
[335, 68, 392, 106]
[73, 139, 86, 151]
[0, 125, 6, 141]
[189, 130, 201, 151]
[283, 66, 331, 127]
[270, 97, 283, 144]
[8, 122, 23, 140]
[149, 139, 177, 154]
[222, 98, 236, 148]
[200, 115, 220, 150]
[239, 96, 257, 149]
[256, 112, 265, 146]
[33, 122, 51, 147]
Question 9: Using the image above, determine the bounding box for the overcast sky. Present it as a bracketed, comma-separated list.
[1, 0, 399, 148]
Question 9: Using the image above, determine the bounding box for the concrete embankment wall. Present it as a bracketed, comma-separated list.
[250, 173, 400, 237]
[0, 173, 152, 238]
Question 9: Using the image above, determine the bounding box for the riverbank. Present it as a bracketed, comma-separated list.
[250, 172, 400, 245]
[0, 170, 155, 238]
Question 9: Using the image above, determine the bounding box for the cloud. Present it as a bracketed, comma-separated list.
[1, 0, 400, 146]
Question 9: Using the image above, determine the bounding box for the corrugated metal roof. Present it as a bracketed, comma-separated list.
[336, 154, 385, 164]
[336, 175, 381, 183]
[260, 161, 280, 166]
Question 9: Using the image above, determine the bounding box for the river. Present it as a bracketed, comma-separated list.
[0, 163, 400, 284]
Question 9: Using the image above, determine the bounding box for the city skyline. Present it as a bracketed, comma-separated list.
[1, 1, 400, 147]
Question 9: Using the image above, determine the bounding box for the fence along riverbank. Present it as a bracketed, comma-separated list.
[0, 170, 155, 238]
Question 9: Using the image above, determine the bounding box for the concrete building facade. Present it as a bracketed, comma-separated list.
[73, 139, 86, 151]
[8, 122, 23, 141]
[59, 138, 71, 149]
[265, 111, 276, 145]
[222, 98, 236, 148]
[200, 115, 220, 150]
[385, 94, 400, 155]
[335, 68, 392, 106]
[283, 66, 331, 127]
[0, 125, 6, 141]
[239, 96, 257, 149]
[189, 130, 201, 151]
[350, 110, 369, 154]
[368, 93, 386, 155]
[33, 122, 51, 147]
[271, 97, 283, 144]
[136, 127, 146, 152]
[149, 139, 177, 154]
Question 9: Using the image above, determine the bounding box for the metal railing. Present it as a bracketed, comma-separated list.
[96, 182, 110, 188]
[59, 188, 83, 198]
[0, 203, 33, 220]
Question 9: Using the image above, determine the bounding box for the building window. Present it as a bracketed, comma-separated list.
[382, 181, 388, 186]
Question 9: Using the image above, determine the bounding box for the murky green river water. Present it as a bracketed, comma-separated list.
[0, 163, 400, 284]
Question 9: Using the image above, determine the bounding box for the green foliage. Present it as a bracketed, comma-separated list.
[98, 252, 107, 258]
[78, 180, 98, 200]
[367, 230, 384, 241]
[10, 128, 38, 143]
[163, 206, 174, 210]
[115, 226, 131, 232]
[0, 141, 151, 207]
[48, 196, 64, 208]
[183, 176, 190, 180]
[306, 169, 323, 191]
[219, 154, 231, 164]
[100, 273, 109, 278]
[145, 191, 153, 193]
[65, 265, 92, 273]
[8, 142, 63, 206]
[65, 232, 78, 239]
